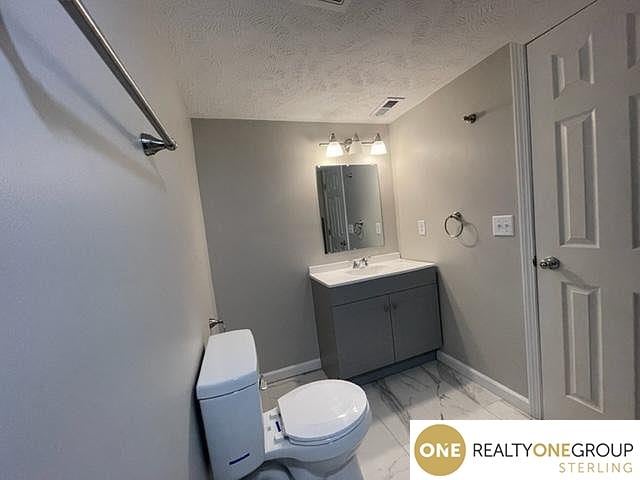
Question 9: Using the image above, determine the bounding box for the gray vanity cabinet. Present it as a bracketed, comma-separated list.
[333, 296, 395, 378]
[390, 285, 441, 361]
[311, 267, 442, 379]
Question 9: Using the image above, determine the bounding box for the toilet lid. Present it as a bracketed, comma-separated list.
[277, 380, 368, 444]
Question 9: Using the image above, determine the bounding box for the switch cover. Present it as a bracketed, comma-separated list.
[417, 220, 426, 236]
[492, 215, 514, 236]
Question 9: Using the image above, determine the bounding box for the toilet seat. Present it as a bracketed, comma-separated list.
[277, 380, 368, 445]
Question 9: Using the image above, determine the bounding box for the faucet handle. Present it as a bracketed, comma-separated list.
[352, 256, 370, 269]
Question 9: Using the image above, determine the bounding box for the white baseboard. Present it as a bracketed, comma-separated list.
[437, 351, 530, 414]
[263, 354, 530, 414]
[263, 358, 322, 384]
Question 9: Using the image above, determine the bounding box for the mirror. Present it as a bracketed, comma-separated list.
[316, 164, 384, 254]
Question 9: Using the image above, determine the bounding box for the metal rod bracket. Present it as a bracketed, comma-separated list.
[140, 133, 176, 156]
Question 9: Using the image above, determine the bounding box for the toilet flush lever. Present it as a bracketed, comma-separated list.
[259, 375, 268, 391]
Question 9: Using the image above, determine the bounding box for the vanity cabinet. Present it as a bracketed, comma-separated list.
[311, 267, 442, 379]
[390, 284, 441, 361]
[333, 296, 395, 378]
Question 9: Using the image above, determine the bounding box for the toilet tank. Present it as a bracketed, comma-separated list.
[197, 330, 265, 480]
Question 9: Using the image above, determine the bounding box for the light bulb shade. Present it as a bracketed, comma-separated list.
[348, 133, 362, 155]
[370, 133, 387, 155]
[325, 133, 344, 157]
[326, 141, 344, 158]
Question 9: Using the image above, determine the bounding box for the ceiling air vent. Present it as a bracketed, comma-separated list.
[371, 97, 405, 117]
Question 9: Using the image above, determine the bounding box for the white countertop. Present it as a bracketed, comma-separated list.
[309, 252, 436, 288]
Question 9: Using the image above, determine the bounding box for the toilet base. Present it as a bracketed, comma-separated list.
[285, 455, 364, 480]
[244, 461, 293, 479]
[245, 456, 364, 480]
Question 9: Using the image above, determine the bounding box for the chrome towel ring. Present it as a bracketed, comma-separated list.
[444, 211, 464, 238]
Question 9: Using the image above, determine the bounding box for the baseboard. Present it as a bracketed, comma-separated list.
[437, 351, 530, 414]
[263, 358, 322, 383]
[264, 353, 530, 414]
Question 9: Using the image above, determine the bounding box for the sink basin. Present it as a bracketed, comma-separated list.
[345, 265, 388, 276]
[309, 253, 436, 288]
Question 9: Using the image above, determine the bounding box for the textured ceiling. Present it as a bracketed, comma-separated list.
[149, 0, 592, 123]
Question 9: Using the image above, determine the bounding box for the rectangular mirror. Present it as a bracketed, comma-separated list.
[316, 164, 384, 254]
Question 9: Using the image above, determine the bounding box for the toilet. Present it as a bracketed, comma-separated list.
[196, 329, 371, 480]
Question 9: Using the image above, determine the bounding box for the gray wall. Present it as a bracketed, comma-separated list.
[193, 120, 398, 372]
[389, 45, 528, 396]
[0, 1, 215, 479]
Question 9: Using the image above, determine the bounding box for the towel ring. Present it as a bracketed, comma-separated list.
[444, 211, 464, 238]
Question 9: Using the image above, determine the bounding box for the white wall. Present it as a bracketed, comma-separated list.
[192, 119, 397, 373]
[0, 1, 215, 478]
[390, 46, 528, 396]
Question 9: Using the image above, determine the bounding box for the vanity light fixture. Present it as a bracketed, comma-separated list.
[319, 132, 387, 157]
[369, 133, 387, 155]
[347, 133, 362, 155]
[325, 133, 344, 157]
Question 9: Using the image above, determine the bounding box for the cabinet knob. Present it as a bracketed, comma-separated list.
[391, 303, 398, 310]
[383, 304, 390, 312]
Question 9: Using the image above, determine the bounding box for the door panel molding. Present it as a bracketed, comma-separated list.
[627, 13, 640, 69]
[631, 94, 640, 249]
[510, 43, 542, 419]
[555, 109, 599, 247]
[561, 283, 603, 411]
[634, 292, 639, 419]
[552, 34, 594, 98]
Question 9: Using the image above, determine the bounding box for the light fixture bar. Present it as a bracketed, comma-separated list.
[319, 132, 387, 157]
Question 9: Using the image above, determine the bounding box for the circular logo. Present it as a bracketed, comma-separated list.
[414, 424, 466, 476]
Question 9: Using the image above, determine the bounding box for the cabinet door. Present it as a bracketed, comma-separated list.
[332, 295, 395, 378]
[390, 285, 442, 361]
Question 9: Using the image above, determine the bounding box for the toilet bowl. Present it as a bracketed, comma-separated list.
[196, 330, 370, 480]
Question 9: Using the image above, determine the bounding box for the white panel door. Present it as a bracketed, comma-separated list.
[320, 167, 349, 252]
[528, 0, 640, 419]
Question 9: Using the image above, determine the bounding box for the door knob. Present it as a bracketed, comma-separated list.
[538, 256, 560, 270]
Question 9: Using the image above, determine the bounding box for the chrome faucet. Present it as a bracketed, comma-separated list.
[352, 257, 369, 269]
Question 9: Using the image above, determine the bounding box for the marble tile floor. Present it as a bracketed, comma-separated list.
[261, 360, 530, 480]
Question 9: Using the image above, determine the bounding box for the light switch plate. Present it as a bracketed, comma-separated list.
[417, 220, 426, 236]
[492, 215, 514, 236]
[375, 222, 382, 235]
